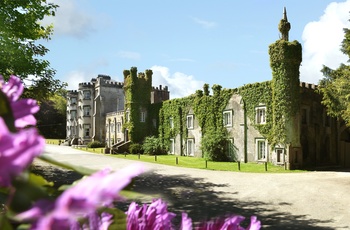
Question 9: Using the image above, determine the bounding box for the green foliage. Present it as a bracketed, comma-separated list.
[87, 141, 105, 148]
[201, 129, 229, 161]
[0, 0, 66, 101]
[142, 136, 168, 155]
[35, 93, 67, 138]
[129, 143, 144, 155]
[269, 39, 302, 145]
[318, 22, 350, 125]
[123, 67, 153, 143]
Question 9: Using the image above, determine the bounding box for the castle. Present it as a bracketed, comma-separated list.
[66, 9, 350, 169]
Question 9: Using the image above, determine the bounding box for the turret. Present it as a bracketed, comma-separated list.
[269, 8, 302, 169]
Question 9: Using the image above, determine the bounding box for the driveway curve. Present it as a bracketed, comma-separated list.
[39, 144, 350, 229]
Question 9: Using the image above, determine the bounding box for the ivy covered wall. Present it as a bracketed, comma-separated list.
[269, 40, 302, 146]
[123, 67, 153, 143]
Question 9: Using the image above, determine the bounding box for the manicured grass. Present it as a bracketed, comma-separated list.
[83, 149, 303, 173]
[46, 141, 304, 173]
[45, 139, 63, 145]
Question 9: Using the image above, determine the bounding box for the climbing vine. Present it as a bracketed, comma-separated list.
[123, 67, 153, 143]
[269, 39, 302, 145]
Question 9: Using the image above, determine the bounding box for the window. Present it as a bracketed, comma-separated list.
[70, 97, 77, 105]
[110, 123, 114, 132]
[70, 110, 77, 120]
[256, 139, 267, 160]
[84, 124, 91, 137]
[140, 111, 146, 122]
[255, 106, 266, 124]
[152, 119, 157, 128]
[169, 139, 175, 154]
[276, 148, 285, 163]
[83, 90, 91, 100]
[187, 115, 194, 129]
[223, 110, 233, 127]
[186, 139, 194, 156]
[116, 122, 121, 133]
[83, 106, 90, 116]
[169, 117, 174, 129]
[126, 111, 130, 122]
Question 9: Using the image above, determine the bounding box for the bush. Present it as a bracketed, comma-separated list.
[87, 141, 105, 148]
[142, 136, 168, 155]
[129, 143, 144, 155]
[201, 129, 230, 161]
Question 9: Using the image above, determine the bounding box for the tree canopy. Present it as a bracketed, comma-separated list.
[0, 0, 65, 101]
[318, 19, 350, 125]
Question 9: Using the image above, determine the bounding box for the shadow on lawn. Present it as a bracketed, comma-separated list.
[120, 172, 339, 230]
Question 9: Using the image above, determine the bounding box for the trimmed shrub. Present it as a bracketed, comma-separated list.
[87, 141, 104, 148]
[142, 136, 168, 155]
[129, 143, 144, 155]
[201, 129, 229, 162]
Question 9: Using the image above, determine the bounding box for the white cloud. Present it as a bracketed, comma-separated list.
[300, 0, 350, 84]
[117, 51, 141, 60]
[63, 71, 91, 90]
[43, 0, 95, 38]
[151, 66, 205, 99]
[192, 17, 217, 29]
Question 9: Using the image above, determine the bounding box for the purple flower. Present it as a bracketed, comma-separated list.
[195, 215, 261, 230]
[17, 163, 145, 229]
[0, 75, 39, 128]
[0, 118, 45, 187]
[126, 198, 176, 230]
[180, 212, 192, 230]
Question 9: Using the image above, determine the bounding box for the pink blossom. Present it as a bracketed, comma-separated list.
[17, 164, 145, 229]
[0, 75, 39, 128]
[126, 198, 176, 230]
[0, 118, 45, 187]
[195, 215, 261, 230]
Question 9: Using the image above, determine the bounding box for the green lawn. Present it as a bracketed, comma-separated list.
[45, 140, 303, 173]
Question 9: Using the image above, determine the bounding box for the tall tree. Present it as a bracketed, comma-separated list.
[318, 19, 350, 125]
[0, 0, 64, 101]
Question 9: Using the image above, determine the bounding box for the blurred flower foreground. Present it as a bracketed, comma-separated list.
[0, 76, 261, 229]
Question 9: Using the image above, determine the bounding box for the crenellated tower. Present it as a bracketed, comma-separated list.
[269, 8, 302, 169]
[123, 67, 153, 143]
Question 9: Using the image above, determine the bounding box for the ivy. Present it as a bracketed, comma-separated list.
[123, 67, 153, 143]
[269, 39, 302, 145]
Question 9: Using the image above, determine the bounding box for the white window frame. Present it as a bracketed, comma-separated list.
[70, 110, 77, 120]
[70, 97, 77, 105]
[256, 138, 267, 161]
[187, 115, 194, 129]
[140, 111, 146, 122]
[255, 106, 266, 124]
[223, 110, 233, 127]
[169, 139, 175, 155]
[186, 139, 194, 156]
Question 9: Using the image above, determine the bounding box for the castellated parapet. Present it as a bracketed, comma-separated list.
[300, 82, 317, 90]
[151, 84, 170, 104]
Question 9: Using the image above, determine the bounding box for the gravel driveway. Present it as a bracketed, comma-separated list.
[34, 144, 350, 229]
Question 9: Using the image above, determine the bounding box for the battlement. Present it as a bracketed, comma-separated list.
[152, 85, 169, 92]
[97, 74, 111, 80]
[78, 82, 94, 88]
[67, 90, 78, 94]
[300, 82, 318, 90]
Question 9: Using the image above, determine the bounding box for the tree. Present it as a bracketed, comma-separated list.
[318, 21, 350, 125]
[0, 0, 65, 101]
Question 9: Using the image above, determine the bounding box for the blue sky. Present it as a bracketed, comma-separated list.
[43, 0, 350, 98]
